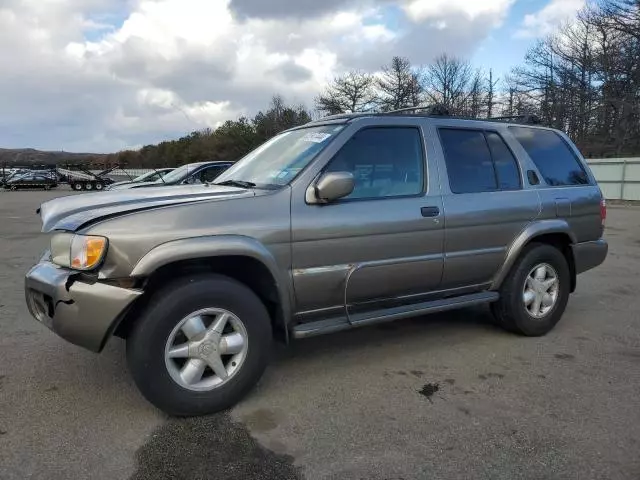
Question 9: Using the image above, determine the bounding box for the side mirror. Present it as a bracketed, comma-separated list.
[307, 171, 355, 204]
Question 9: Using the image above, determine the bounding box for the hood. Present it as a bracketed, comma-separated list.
[38, 184, 253, 232]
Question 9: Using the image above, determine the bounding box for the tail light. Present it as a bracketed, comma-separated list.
[600, 197, 607, 227]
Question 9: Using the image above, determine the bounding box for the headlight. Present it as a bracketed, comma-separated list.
[50, 233, 108, 270]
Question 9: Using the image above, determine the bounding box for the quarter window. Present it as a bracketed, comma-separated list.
[325, 127, 425, 200]
[509, 127, 590, 186]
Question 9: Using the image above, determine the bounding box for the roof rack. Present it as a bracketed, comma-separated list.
[488, 114, 541, 125]
[316, 112, 372, 121]
[381, 104, 451, 116]
[313, 107, 542, 126]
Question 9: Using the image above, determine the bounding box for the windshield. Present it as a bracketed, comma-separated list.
[133, 171, 161, 182]
[154, 164, 193, 184]
[214, 124, 345, 187]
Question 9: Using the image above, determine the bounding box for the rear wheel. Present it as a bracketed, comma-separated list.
[95, 182, 104, 191]
[84, 182, 93, 191]
[126, 274, 272, 416]
[492, 243, 570, 336]
[72, 183, 83, 191]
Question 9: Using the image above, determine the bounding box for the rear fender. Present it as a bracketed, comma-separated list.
[491, 220, 576, 290]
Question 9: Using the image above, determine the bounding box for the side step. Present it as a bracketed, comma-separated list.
[292, 291, 499, 339]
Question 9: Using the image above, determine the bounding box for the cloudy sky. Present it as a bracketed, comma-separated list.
[0, 0, 585, 153]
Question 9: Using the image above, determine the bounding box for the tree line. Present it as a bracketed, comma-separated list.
[104, 0, 638, 168]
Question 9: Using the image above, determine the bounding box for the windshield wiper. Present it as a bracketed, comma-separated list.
[214, 179, 256, 189]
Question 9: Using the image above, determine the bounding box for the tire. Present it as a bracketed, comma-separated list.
[10, 185, 16, 191]
[126, 274, 273, 416]
[491, 243, 570, 337]
[95, 183, 104, 191]
[72, 183, 83, 191]
[45, 185, 51, 191]
[84, 182, 93, 191]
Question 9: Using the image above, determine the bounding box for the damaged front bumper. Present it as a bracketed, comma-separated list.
[25, 260, 141, 352]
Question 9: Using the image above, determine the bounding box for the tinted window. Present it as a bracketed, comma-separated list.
[486, 132, 521, 190]
[509, 127, 589, 186]
[201, 166, 226, 183]
[326, 127, 424, 199]
[439, 129, 497, 193]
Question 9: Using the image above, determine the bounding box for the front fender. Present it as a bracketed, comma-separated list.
[491, 220, 576, 290]
[130, 235, 293, 330]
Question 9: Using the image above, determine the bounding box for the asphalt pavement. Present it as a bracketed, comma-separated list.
[1, 189, 639, 479]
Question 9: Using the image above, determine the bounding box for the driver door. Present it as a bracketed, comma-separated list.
[290, 120, 444, 320]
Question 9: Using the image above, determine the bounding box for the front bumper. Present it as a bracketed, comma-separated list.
[25, 261, 142, 352]
[572, 239, 608, 275]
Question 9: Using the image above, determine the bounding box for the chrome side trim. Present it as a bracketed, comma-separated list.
[445, 247, 506, 259]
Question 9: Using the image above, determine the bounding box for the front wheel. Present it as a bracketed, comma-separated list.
[95, 183, 104, 191]
[72, 183, 83, 191]
[126, 275, 272, 416]
[492, 243, 570, 336]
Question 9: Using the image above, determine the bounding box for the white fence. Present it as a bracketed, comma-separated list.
[586, 158, 640, 201]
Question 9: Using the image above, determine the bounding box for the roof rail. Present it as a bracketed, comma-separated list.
[489, 114, 541, 125]
[317, 112, 372, 121]
[382, 104, 451, 116]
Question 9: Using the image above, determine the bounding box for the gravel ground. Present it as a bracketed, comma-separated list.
[0, 189, 639, 480]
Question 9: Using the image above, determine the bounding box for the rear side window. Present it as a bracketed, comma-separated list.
[485, 132, 521, 190]
[509, 127, 590, 186]
[439, 129, 521, 194]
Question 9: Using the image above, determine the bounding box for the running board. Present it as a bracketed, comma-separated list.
[292, 291, 499, 339]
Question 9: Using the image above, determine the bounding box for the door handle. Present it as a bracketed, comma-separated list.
[421, 206, 440, 218]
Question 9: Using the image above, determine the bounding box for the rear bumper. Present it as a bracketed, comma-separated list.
[572, 239, 608, 275]
[25, 261, 141, 352]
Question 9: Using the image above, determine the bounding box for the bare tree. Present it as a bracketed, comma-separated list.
[464, 69, 486, 118]
[315, 71, 376, 115]
[424, 54, 473, 113]
[486, 69, 499, 118]
[376, 56, 422, 111]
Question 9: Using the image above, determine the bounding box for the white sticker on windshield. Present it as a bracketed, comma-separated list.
[301, 132, 332, 143]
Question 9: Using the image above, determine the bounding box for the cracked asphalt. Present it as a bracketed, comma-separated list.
[1, 190, 639, 480]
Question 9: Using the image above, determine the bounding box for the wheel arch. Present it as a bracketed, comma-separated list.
[492, 221, 577, 292]
[117, 236, 293, 343]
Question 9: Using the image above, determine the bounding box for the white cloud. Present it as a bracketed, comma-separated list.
[0, 0, 517, 152]
[403, 0, 515, 23]
[516, 0, 586, 38]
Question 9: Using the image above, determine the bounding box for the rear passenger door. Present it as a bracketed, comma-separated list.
[434, 126, 540, 290]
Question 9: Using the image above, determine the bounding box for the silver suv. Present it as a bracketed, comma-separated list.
[25, 110, 608, 416]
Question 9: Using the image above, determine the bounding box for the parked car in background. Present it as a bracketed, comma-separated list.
[105, 168, 175, 190]
[25, 108, 607, 416]
[108, 162, 232, 190]
[4, 171, 58, 190]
